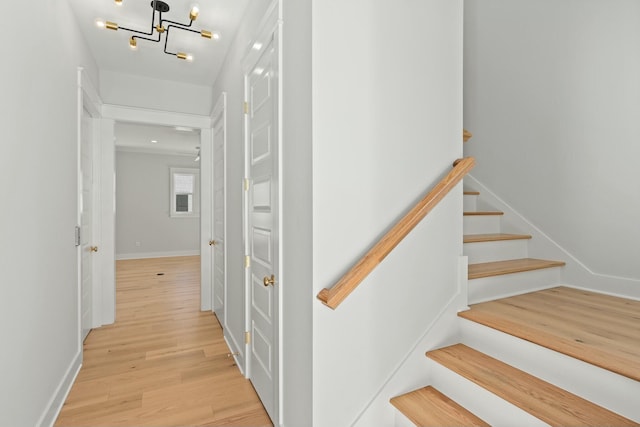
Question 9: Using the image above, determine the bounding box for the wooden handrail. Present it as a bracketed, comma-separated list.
[317, 157, 476, 310]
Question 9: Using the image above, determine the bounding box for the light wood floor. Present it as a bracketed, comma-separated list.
[55, 256, 272, 427]
[459, 286, 640, 382]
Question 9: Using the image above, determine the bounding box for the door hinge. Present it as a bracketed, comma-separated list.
[243, 178, 250, 192]
[243, 102, 249, 115]
[245, 255, 251, 268]
[245, 331, 251, 345]
[75, 226, 81, 247]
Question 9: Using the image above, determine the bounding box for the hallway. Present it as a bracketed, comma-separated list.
[55, 256, 271, 426]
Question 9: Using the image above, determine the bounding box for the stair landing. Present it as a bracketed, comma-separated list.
[459, 286, 640, 382]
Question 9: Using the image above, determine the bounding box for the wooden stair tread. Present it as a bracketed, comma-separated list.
[390, 386, 489, 427]
[464, 191, 480, 195]
[464, 233, 532, 243]
[464, 211, 504, 216]
[426, 344, 636, 426]
[459, 286, 640, 382]
[468, 258, 565, 279]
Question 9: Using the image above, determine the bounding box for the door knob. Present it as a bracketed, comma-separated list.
[90, 246, 99, 253]
[263, 275, 276, 287]
[209, 240, 217, 246]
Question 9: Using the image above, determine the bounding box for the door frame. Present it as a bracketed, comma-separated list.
[211, 92, 228, 322]
[96, 105, 212, 326]
[77, 68, 102, 345]
[242, 1, 282, 423]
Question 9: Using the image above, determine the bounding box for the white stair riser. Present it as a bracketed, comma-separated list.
[464, 240, 529, 264]
[468, 268, 562, 304]
[463, 194, 478, 212]
[394, 411, 419, 427]
[460, 318, 640, 422]
[463, 215, 501, 234]
[428, 361, 549, 427]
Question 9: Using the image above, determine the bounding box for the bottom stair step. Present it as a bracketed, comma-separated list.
[426, 344, 636, 426]
[390, 386, 489, 427]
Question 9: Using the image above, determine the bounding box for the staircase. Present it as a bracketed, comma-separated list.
[390, 187, 640, 426]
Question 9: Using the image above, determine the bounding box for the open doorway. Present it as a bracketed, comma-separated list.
[113, 122, 202, 315]
[114, 122, 201, 260]
[94, 106, 214, 327]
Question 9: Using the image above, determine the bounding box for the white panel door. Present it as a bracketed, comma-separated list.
[80, 107, 94, 342]
[212, 98, 226, 325]
[246, 39, 279, 422]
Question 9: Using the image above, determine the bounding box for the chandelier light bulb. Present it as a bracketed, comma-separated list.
[189, 5, 199, 21]
[95, 18, 106, 28]
[129, 37, 137, 50]
[114, 0, 123, 5]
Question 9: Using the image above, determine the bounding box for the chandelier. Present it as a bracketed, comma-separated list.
[95, 0, 219, 61]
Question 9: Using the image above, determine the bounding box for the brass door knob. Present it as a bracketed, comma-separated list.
[209, 240, 217, 246]
[90, 246, 99, 253]
[263, 275, 276, 287]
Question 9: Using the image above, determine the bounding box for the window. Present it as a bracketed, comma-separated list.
[170, 167, 200, 217]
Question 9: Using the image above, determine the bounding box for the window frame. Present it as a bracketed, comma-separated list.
[169, 167, 200, 218]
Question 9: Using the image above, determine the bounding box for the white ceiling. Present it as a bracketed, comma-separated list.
[68, 0, 247, 154]
[67, 0, 251, 87]
[115, 122, 201, 156]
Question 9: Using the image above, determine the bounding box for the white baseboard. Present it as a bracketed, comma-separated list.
[115, 250, 200, 260]
[37, 351, 82, 427]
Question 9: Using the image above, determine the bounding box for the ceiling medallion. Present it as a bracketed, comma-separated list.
[95, 0, 219, 62]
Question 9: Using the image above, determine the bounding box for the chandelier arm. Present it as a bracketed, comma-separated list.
[161, 18, 194, 29]
[131, 31, 162, 45]
[120, 3, 157, 37]
[163, 25, 177, 56]
[120, 25, 158, 37]
[169, 25, 201, 35]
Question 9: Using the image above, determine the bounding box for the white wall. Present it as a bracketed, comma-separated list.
[0, 1, 99, 425]
[115, 151, 200, 259]
[281, 0, 313, 425]
[311, 1, 464, 426]
[211, 2, 462, 425]
[464, 0, 640, 282]
[100, 70, 213, 116]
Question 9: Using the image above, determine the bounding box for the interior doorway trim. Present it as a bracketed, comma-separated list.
[210, 92, 228, 323]
[77, 67, 102, 337]
[98, 104, 212, 325]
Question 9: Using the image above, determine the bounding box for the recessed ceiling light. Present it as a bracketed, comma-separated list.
[252, 42, 262, 51]
[174, 126, 193, 132]
[151, 140, 158, 144]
